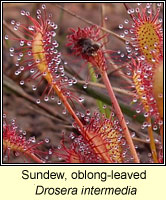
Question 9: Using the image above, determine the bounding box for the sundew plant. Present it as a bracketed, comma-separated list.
[3, 2, 164, 164]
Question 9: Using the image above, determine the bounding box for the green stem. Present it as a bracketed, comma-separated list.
[88, 64, 110, 117]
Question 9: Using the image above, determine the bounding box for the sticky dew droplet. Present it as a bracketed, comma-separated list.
[36, 99, 41, 104]
[44, 96, 49, 102]
[119, 24, 123, 29]
[57, 100, 62, 105]
[20, 80, 24, 85]
[153, 125, 158, 131]
[45, 138, 50, 143]
[78, 97, 84, 102]
[42, 4, 46, 9]
[5, 35, 9, 40]
[21, 10, 26, 15]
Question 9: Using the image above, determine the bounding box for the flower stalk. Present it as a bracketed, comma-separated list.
[67, 25, 140, 163]
[101, 70, 140, 163]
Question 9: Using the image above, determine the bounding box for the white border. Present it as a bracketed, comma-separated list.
[1, 1, 165, 166]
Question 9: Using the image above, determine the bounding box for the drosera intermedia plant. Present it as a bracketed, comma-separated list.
[3, 3, 163, 163]
[56, 112, 132, 163]
[3, 114, 49, 163]
[120, 3, 163, 162]
[67, 25, 139, 163]
[4, 4, 121, 163]
[4, 5, 126, 163]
